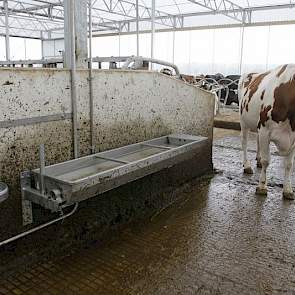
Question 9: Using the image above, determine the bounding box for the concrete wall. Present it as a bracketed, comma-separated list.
[79, 70, 214, 155]
[0, 68, 214, 266]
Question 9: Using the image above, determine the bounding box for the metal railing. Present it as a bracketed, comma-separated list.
[192, 77, 240, 113]
[0, 56, 180, 75]
[122, 56, 180, 76]
[0, 57, 63, 68]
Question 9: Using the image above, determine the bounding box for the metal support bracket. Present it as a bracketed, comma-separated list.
[21, 170, 64, 225]
[21, 171, 33, 226]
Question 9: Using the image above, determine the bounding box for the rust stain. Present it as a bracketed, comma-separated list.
[277, 64, 288, 78]
[272, 75, 295, 131]
[258, 104, 272, 129]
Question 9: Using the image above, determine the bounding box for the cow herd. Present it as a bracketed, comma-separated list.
[159, 69, 241, 107]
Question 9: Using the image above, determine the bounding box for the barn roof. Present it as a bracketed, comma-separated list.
[1, 0, 295, 39]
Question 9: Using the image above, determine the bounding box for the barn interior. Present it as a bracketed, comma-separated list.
[1, 1, 295, 294]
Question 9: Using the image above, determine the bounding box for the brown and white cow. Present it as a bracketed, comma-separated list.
[239, 64, 295, 199]
[180, 74, 197, 84]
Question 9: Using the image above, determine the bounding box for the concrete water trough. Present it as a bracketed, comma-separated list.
[21, 134, 208, 214]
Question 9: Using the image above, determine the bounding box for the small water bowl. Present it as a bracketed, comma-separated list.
[0, 182, 8, 203]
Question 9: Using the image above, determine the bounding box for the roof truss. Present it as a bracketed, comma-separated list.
[0, 0, 295, 39]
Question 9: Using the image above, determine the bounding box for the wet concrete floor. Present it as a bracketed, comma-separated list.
[1, 128, 295, 294]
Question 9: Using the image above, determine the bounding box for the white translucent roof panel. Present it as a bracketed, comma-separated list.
[183, 14, 240, 27]
[2, 0, 295, 39]
[252, 8, 295, 23]
[157, 3, 211, 14]
[229, 0, 294, 7]
[247, 0, 293, 7]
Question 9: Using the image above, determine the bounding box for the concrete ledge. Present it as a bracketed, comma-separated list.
[214, 109, 241, 131]
[214, 120, 241, 131]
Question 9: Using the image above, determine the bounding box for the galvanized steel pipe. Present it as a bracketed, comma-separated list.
[69, 0, 79, 158]
[89, 0, 95, 154]
[4, 0, 10, 61]
[122, 56, 180, 77]
[0, 203, 78, 247]
[136, 0, 139, 56]
[151, 0, 155, 68]
[39, 144, 45, 195]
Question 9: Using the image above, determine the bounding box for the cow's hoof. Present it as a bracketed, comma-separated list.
[256, 187, 267, 196]
[283, 191, 295, 200]
[244, 167, 253, 174]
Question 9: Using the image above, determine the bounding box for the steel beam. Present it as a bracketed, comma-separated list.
[186, 0, 249, 23]
[4, 0, 10, 61]
[64, 0, 80, 159]
[151, 0, 155, 63]
[88, 2, 295, 34]
[64, 0, 88, 68]
[239, 25, 244, 74]
[89, 0, 95, 154]
[2, 0, 295, 39]
[136, 0, 139, 56]
[89, 18, 295, 38]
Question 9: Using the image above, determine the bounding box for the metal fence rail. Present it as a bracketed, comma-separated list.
[0, 56, 180, 74]
[193, 77, 240, 112]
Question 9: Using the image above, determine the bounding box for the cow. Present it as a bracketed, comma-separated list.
[220, 75, 240, 105]
[239, 64, 295, 200]
[180, 74, 197, 84]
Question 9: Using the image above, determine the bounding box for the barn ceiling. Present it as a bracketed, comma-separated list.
[0, 0, 295, 39]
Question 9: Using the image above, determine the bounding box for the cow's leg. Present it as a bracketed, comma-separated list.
[256, 135, 262, 168]
[283, 149, 295, 200]
[256, 128, 270, 195]
[241, 126, 253, 174]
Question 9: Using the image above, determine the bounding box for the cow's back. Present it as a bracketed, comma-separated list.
[239, 64, 295, 132]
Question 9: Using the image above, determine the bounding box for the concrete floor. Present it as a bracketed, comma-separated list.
[1, 128, 295, 295]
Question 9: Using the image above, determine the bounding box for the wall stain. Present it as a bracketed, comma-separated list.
[0, 121, 73, 237]
[0, 68, 213, 274]
[2, 81, 14, 86]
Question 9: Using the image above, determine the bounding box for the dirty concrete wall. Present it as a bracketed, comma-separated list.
[78, 70, 215, 155]
[0, 68, 214, 243]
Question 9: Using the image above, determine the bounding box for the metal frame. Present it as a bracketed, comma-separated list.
[122, 56, 180, 76]
[89, 0, 95, 154]
[0, 55, 181, 73]
[186, 0, 250, 23]
[0, 113, 72, 128]
[0, 1, 295, 40]
[20, 134, 208, 217]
